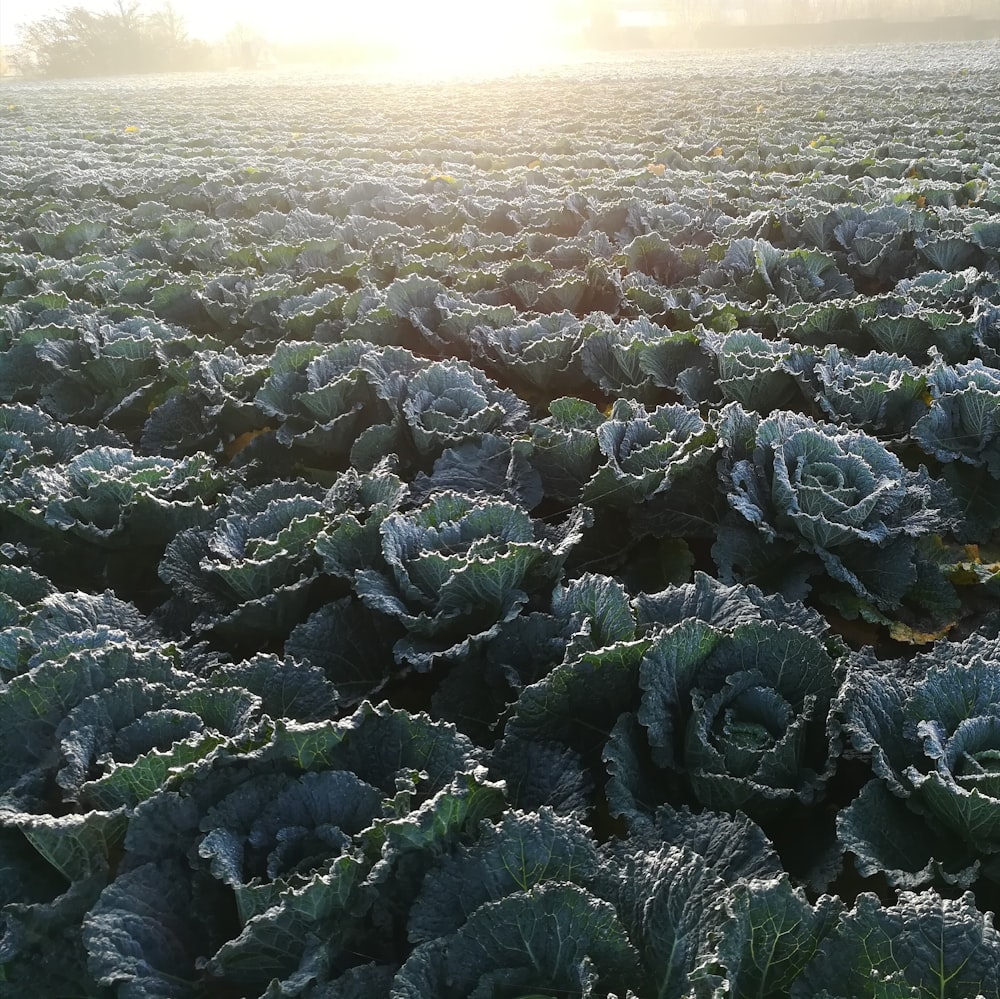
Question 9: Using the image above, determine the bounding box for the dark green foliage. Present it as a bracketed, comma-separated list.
[4, 45, 1000, 999]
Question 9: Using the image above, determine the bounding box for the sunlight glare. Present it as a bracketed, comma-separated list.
[335, 0, 569, 77]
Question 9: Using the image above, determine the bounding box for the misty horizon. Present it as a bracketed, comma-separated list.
[3, 1, 1000, 44]
[2, 0, 999, 80]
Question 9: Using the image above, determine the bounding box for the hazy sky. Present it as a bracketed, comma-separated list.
[0, 0, 578, 78]
[0, 0, 570, 54]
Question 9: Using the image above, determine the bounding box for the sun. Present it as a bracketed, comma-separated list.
[345, 0, 569, 77]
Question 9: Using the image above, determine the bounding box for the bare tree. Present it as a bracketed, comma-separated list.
[13, 1, 211, 78]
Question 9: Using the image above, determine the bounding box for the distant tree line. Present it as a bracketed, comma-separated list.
[13, 1, 214, 78]
[592, 0, 998, 23]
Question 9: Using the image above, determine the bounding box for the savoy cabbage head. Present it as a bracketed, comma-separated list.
[809, 347, 929, 435]
[633, 618, 845, 820]
[838, 633, 1000, 888]
[714, 238, 854, 305]
[582, 398, 721, 539]
[2, 446, 231, 549]
[912, 359, 1000, 540]
[325, 490, 584, 670]
[714, 405, 955, 610]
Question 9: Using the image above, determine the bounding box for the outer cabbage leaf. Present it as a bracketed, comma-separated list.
[836, 779, 982, 890]
[647, 802, 784, 883]
[407, 808, 604, 943]
[28, 589, 161, 650]
[775, 300, 866, 354]
[392, 883, 640, 999]
[489, 738, 593, 816]
[0, 808, 127, 885]
[83, 860, 228, 999]
[527, 396, 603, 504]
[633, 571, 831, 638]
[855, 297, 974, 362]
[604, 807, 785, 997]
[916, 234, 979, 271]
[692, 876, 842, 999]
[410, 433, 543, 510]
[263, 962, 394, 999]
[431, 573, 636, 744]
[609, 843, 731, 999]
[284, 597, 403, 709]
[202, 653, 340, 724]
[968, 219, 1000, 260]
[638, 327, 717, 407]
[316, 701, 485, 801]
[791, 890, 1000, 999]
[0, 874, 109, 998]
[500, 638, 652, 773]
[579, 316, 671, 404]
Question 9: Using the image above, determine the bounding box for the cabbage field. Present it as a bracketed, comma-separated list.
[4, 40, 1000, 997]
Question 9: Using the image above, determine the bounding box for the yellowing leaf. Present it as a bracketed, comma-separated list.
[756, 104, 765, 114]
[947, 543, 1000, 586]
[124, 126, 139, 133]
[223, 427, 273, 463]
[428, 174, 457, 184]
[708, 146, 723, 157]
[527, 159, 542, 169]
[646, 162, 666, 175]
[889, 621, 954, 645]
